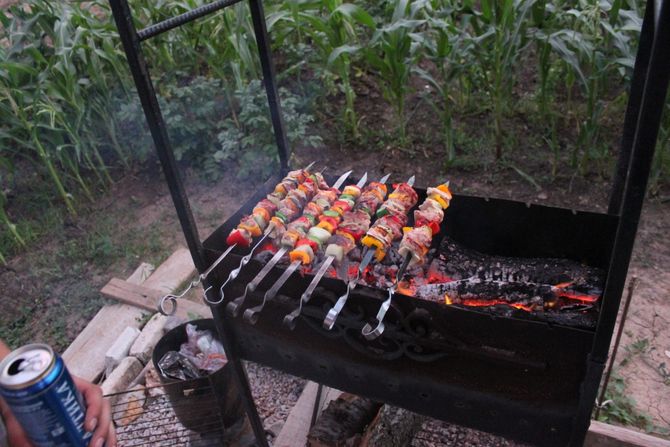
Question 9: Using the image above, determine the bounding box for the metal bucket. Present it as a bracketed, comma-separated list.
[152, 319, 244, 435]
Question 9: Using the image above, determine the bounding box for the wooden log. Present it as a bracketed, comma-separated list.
[307, 394, 382, 447]
[141, 247, 196, 295]
[585, 421, 670, 447]
[100, 277, 210, 319]
[359, 405, 424, 447]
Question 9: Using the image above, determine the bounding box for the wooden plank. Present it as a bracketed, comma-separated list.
[126, 262, 154, 285]
[275, 382, 322, 447]
[275, 384, 343, 447]
[585, 421, 670, 447]
[63, 263, 155, 382]
[101, 277, 211, 320]
[142, 247, 196, 295]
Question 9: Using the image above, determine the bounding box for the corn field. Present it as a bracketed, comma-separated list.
[0, 0, 667, 262]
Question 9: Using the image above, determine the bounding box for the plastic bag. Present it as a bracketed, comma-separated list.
[158, 324, 227, 380]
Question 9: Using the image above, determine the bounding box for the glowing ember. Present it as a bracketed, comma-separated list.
[460, 299, 534, 312]
[554, 290, 600, 303]
[260, 242, 276, 253]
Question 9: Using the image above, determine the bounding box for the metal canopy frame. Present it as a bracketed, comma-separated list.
[108, 0, 670, 445]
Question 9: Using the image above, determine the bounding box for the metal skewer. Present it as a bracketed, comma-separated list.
[322, 248, 374, 330]
[202, 161, 317, 306]
[218, 167, 341, 303]
[243, 172, 368, 324]
[322, 175, 415, 330]
[283, 255, 334, 329]
[361, 252, 412, 340]
[224, 169, 352, 316]
[284, 173, 390, 330]
[226, 247, 287, 316]
[244, 259, 302, 324]
[159, 242, 239, 315]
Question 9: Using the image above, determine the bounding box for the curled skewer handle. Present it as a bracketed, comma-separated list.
[226, 285, 251, 317]
[159, 294, 178, 316]
[323, 279, 357, 330]
[361, 253, 411, 340]
[284, 256, 334, 330]
[361, 287, 393, 340]
[323, 248, 374, 330]
[157, 278, 201, 315]
[283, 292, 308, 330]
[244, 260, 300, 325]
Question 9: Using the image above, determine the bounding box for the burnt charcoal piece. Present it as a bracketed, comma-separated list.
[408, 236, 604, 326]
[433, 236, 605, 288]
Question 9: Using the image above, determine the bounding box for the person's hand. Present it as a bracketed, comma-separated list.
[0, 377, 116, 447]
[1, 395, 32, 447]
[72, 376, 117, 447]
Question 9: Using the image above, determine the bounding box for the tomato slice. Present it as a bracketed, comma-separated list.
[226, 229, 250, 248]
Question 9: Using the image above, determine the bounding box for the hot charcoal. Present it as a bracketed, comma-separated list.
[409, 236, 605, 326]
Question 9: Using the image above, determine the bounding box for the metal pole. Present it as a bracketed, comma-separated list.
[594, 277, 637, 420]
[593, 0, 670, 364]
[207, 286, 270, 447]
[248, 0, 290, 175]
[109, 0, 207, 271]
[572, 1, 670, 444]
[109, 1, 271, 444]
[608, 1, 656, 215]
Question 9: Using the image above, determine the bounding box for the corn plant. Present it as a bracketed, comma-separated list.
[272, 0, 375, 138]
[0, 0, 134, 251]
[415, 9, 477, 163]
[364, 0, 427, 143]
[0, 159, 25, 264]
[551, 0, 639, 173]
[464, 0, 535, 160]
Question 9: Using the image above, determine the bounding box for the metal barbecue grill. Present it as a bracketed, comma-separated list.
[109, 0, 670, 446]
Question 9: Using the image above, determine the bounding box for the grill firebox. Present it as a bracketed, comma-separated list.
[199, 176, 614, 446]
[109, 0, 670, 445]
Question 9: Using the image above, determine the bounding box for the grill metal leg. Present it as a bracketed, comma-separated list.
[210, 291, 270, 447]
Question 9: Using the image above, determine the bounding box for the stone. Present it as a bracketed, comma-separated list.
[104, 326, 141, 378]
[129, 313, 169, 365]
[102, 356, 143, 400]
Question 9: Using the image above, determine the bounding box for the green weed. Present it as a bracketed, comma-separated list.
[596, 372, 653, 430]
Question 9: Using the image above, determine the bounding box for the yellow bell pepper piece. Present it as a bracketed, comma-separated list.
[317, 220, 335, 233]
[289, 250, 311, 265]
[361, 235, 386, 261]
[239, 222, 261, 237]
[430, 194, 448, 209]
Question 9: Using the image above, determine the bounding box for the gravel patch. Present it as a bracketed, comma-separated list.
[412, 418, 528, 447]
[245, 361, 307, 438]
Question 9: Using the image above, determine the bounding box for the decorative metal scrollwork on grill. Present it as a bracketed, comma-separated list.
[289, 288, 460, 363]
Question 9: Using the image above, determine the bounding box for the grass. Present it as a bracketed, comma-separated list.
[0, 197, 173, 351]
[596, 371, 653, 430]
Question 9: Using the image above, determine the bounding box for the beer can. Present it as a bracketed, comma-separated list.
[0, 343, 93, 447]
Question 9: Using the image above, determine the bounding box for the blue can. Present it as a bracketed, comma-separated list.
[0, 343, 93, 447]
